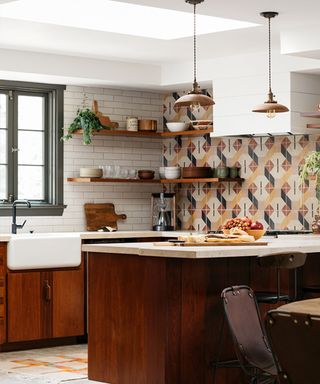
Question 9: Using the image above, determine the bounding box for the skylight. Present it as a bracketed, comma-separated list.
[0, 0, 258, 40]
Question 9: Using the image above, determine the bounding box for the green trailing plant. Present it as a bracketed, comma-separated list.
[62, 108, 111, 145]
[299, 151, 320, 201]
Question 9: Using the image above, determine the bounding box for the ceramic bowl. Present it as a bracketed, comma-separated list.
[80, 168, 103, 178]
[159, 167, 166, 179]
[138, 170, 155, 180]
[166, 122, 189, 132]
[164, 167, 181, 179]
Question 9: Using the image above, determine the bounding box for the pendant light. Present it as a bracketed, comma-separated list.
[252, 12, 289, 118]
[174, 0, 214, 112]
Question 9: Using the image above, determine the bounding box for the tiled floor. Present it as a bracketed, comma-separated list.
[0, 344, 97, 383]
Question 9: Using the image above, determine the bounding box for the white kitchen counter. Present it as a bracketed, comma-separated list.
[82, 235, 320, 259]
[79, 230, 187, 239]
[0, 234, 11, 242]
[0, 230, 187, 243]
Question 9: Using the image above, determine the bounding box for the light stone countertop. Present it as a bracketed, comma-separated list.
[0, 234, 11, 242]
[0, 230, 189, 243]
[79, 230, 187, 239]
[82, 235, 320, 259]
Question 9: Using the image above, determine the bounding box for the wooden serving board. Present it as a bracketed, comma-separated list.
[92, 100, 119, 129]
[84, 203, 127, 231]
[153, 241, 268, 247]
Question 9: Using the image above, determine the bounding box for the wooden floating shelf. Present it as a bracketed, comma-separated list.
[161, 177, 244, 184]
[67, 177, 160, 183]
[161, 129, 213, 137]
[73, 128, 213, 138]
[67, 177, 244, 184]
[301, 110, 320, 129]
[307, 124, 320, 129]
[301, 112, 320, 118]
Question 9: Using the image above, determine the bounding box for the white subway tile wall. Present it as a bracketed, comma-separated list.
[0, 86, 163, 233]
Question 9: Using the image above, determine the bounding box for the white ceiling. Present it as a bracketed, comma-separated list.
[0, 0, 319, 88]
[0, 0, 258, 40]
[1, 0, 319, 64]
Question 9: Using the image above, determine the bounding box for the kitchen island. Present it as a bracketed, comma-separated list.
[83, 236, 320, 384]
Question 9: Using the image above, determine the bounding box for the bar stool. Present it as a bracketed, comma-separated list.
[255, 252, 307, 304]
[212, 252, 306, 383]
[212, 286, 278, 384]
[266, 298, 320, 383]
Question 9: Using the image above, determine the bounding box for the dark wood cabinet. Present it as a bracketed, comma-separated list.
[7, 265, 85, 343]
[0, 243, 7, 345]
[52, 266, 85, 338]
[1, 246, 85, 345]
[7, 272, 42, 342]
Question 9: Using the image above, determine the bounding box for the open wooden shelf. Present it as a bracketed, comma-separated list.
[307, 124, 320, 129]
[67, 177, 160, 183]
[161, 177, 244, 184]
[161, 128, 213, 137]
[301, 112, 320, 118]
[301, 111, 320, 129]
[67, 177, 244, 184]
[73, 128, 213, 138]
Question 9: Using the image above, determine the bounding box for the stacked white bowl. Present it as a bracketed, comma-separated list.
[159, 167, 166, 179]
[164, 166, 181, 179]
[80, 168, 103, 178]
[166, 122, 189, 132]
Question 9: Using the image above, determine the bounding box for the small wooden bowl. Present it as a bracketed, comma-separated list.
[138, 170, 155, 180]
[223, 228, 265, 240]
[246, 229, 266, 240]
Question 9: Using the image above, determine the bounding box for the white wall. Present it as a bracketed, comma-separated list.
[0, 85, 163, 234]
[0, 48, 162, 88]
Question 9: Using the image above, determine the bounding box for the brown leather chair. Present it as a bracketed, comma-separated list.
[256, 252, 307, 304]
[213, 285, 278, 383]
[266, 298, 320, 384]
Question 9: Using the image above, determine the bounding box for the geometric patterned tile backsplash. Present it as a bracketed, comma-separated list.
[162, 94, 320, 231]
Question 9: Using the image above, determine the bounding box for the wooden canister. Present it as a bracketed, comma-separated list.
[138, 119, 157, 132]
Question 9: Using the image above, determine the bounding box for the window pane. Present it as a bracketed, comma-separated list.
[18, 95, 44, 131]
[0, 165, 7, 200]
[18, 131, 44, 165]
[0, 94, 7, 128]
[18, 166, 44, 200]
[0, 130, 7, 164]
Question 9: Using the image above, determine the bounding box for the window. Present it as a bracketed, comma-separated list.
[0, 81, 65, 216]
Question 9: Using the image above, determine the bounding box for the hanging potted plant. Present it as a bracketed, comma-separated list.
[62, 107, 111, 145]
[299, 151, 320, 232]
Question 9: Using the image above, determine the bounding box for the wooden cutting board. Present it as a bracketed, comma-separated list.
[92, 100, 119, 129]
[84, 203, 127, 231]
[153, 241, 268, 247]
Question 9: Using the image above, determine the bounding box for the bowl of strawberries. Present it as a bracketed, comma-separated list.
[223, 217, 265, 240]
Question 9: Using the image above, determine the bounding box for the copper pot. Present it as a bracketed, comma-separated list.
[138, 119, 157, 132]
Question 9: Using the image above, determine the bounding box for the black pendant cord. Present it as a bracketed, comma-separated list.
[193, 3, 197, 85]
[268, 16, 272, 94]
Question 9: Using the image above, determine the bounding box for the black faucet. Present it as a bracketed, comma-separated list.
[12, 200, 31, 234]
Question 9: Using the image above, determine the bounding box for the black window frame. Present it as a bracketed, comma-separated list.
[0, 80, 66, 216]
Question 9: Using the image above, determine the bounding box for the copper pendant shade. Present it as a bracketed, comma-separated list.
[252, 12, 289, 118]
[174, 0, 214, 111]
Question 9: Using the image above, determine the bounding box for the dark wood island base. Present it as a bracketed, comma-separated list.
[88, 250, 320, 384]
[88, 252, 257, 384]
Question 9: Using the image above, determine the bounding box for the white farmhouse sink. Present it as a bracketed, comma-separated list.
[7, 233, 81, 270]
